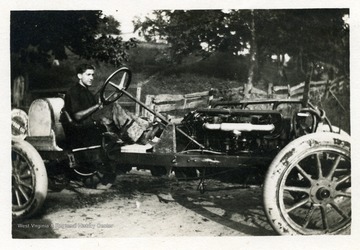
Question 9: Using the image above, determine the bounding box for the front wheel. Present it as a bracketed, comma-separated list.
[263, 132, 351, 235]
[12, 138, 48, 219]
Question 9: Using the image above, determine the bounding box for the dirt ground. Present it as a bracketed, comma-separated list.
[12, 169, 276, 238]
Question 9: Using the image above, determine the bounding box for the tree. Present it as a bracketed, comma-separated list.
[134, 9, 349, 85]
[134, 10, 251, 63]
[97, 15, 121, 35]
[11, 11, 137, 68]
[10, 11, 138, 107]
[246, 10, 257, 95]
[252, 9, 349, 80]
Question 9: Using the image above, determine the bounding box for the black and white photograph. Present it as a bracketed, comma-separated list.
[2, 0, 358, 249]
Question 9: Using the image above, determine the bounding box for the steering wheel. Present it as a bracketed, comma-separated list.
[100, 67, 132, 105]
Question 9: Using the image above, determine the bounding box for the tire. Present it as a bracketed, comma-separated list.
[12, 138, 48, 219]
[263, 132, 351, 235]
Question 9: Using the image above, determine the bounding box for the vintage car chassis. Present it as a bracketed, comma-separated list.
[11, 68, 351, 235]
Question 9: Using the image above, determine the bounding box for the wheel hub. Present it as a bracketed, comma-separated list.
[316, 187, 331, 200]
[310, 179, 336, 204]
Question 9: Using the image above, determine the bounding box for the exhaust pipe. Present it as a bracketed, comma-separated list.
[203, 123, 275, 132]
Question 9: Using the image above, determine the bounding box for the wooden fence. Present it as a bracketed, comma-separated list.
[142, 90, 212, 123]
[12, 75, 348, 122]
[139, 78, 348, 123]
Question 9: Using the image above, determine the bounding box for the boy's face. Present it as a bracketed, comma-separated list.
[78, 69, 95, 87]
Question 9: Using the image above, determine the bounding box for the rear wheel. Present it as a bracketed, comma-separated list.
[12, 139, 48, 218]
[263, 132, 351, 235]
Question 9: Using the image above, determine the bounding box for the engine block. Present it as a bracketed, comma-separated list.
[179, 108, 292, 156]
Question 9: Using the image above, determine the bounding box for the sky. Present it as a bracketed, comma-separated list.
[102, 8, 155, 41]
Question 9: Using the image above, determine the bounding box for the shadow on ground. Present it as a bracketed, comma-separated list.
[12, 170, 275, 237]
[169, 178, 275, 236]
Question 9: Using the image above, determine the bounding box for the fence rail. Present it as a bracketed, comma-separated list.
[140, 78, 348, 123]
[12, 74, 348, 122]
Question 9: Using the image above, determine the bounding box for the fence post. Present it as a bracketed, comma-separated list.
[267, 82, 273, 98]
[287, 84, 291, 98]
[244, 83, 252, 98]
[135, 86, 141, 116]
[143, 95, 155, 121]
[183, 97, 187, 109]
[324, 80, 330, 99]
[208, 88, 215, 107]
[302, 76, 311, 107]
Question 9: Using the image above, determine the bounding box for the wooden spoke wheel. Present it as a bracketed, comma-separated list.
[263, 132, 351, 235]
[12, 139, 48, 219]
